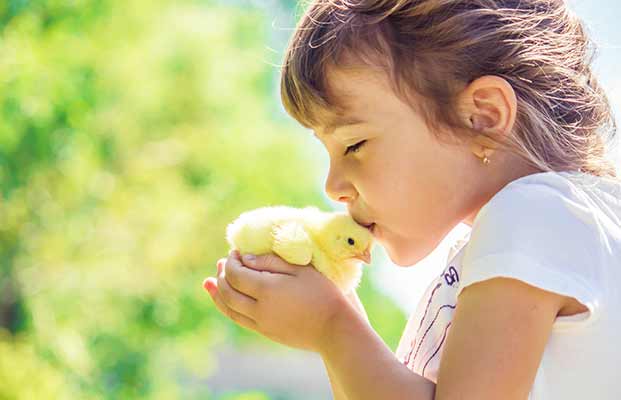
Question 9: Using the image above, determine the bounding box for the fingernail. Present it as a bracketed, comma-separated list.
[242, 254, 256, 265]
[203, 278, 214, 293]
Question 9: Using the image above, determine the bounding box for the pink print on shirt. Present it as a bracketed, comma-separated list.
[397, 237, 468, 383]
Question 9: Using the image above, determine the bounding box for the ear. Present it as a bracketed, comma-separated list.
[456, 75, 517, 157]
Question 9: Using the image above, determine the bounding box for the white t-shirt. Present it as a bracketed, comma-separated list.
[395, 170, 621, 399]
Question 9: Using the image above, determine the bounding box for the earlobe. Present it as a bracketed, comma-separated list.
[466, 113, 499, 160]
[470, 134, 498, 159]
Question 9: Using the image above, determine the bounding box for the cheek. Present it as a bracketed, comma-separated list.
[360, 156, 436, 232]
[379, 175, 426, 226]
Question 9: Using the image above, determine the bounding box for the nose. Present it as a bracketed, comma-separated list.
[324, 162, 356, 203]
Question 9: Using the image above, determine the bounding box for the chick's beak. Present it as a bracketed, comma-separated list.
[354, 248, 372, 264]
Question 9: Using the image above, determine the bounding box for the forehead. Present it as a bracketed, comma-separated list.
[316, 114, 367, 138]
[316, 66, 392, 136]
[326, 65, 387, 105]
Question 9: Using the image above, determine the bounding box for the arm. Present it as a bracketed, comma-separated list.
[318, 294, 436, 400]
[325, 359, 349, 400]
[320, 276, 567, 400]
[434, 277, 565, 399]
[325, 290, 371, 400]
[345, 289, 370, 325]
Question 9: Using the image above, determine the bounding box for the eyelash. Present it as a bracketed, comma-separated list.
[344, 140, 366, 156]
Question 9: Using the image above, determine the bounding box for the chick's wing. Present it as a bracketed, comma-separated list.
[271, 221, 313, 266]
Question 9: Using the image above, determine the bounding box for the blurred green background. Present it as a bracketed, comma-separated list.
[1, 0, 618, 399]
[0, 0, 407, 398]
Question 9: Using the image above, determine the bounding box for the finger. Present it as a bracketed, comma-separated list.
[218, 266, 259, 316]
[217, 257, 227, 275]
[240, 252, 300, 275]
[224, 254, 272, 299]
[203, 276, 217, 293]
[204, 277, 258, 331]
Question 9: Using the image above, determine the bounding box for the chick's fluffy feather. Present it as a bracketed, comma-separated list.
[226, 205, 375, 293]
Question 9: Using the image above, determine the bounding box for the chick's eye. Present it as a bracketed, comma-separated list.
[344, 140, 366, 156]
[347, 238, 355, 245]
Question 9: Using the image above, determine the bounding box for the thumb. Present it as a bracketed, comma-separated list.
[241, 252, 300, 275]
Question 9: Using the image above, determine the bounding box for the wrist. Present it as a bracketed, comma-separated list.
[317, 293, 366, 356]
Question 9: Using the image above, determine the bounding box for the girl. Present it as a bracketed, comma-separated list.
[204, 0, 621, 398]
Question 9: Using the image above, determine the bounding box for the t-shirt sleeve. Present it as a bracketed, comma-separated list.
[456, 178, 603, 327]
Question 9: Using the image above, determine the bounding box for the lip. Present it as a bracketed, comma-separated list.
[369, 223, 378, 237]
[351, 215, 374, 228]
[368, 223, 376, 234]
[359, 221, 375, 232]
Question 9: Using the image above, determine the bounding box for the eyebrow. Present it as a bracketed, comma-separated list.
[315, 115, 367, 137]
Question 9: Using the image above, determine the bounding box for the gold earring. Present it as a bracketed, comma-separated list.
[481, 148, 491, 165]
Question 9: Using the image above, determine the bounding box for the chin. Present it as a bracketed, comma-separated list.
[393, 255, 424, 267]
[390, 257, 414, 267]
[384, 245, 423, 267]
[384, 240, 434, 267]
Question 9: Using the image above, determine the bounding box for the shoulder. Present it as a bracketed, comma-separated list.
[468, 171, 600, 256]
[434, 172, 612, 398]
[474, 171, 593, 226]
[473, 169, 621, 227]
[459, 170, 603, 329]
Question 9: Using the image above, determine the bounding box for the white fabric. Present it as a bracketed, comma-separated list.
[395, 170, 621, 399]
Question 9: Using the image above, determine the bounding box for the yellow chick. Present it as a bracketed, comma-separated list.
[225, 205, 375, 294]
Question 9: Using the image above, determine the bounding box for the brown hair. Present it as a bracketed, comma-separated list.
[280, 0, 618, 178]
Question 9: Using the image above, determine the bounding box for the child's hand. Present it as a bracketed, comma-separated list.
[203, 250, 352, 353]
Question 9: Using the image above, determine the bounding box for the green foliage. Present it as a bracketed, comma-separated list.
[0, 0, 407, 397]
[358, 270, 407, 353]
[217, 392, 271, 400]
[0, 329, 76, 399]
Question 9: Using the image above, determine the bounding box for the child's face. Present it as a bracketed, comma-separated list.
[313, 66, 487, 266]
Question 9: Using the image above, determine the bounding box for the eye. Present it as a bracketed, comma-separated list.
[344, 140, 366, 156]
[347, 238, 355, 245]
